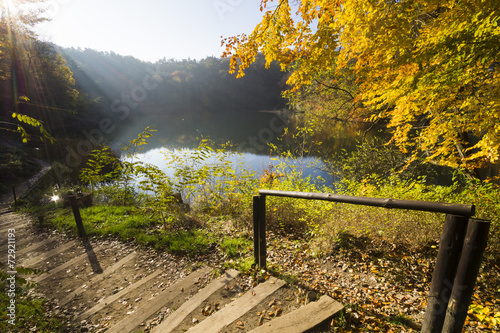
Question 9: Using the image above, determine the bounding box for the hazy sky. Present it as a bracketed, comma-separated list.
[34, 0, 267, 62]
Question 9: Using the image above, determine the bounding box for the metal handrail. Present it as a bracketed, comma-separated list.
[253, 189, 489, 333]
[258, 189, 475, 216]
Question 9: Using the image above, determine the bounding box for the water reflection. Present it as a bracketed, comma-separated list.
[115, 110, 291, 154]
[115, 109, 358, 187]
[132, 147, 335, 186]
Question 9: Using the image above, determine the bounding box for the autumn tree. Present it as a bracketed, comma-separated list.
[223, 0, 500, 179]
[0, 0, 74, 143]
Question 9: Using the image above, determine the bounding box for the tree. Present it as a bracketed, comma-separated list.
[223, 0, 500, 178]
[0, 0, 65, 143]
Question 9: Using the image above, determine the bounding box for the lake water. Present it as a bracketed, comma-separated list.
[132, 147, 335, 186]
[117, 110, 343, 186]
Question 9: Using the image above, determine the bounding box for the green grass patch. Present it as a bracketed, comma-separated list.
[0, 267, 68, 332]
[42, 205, 217, 256]
[221, 237, 252, 258]
[45, 205, 152, 237]
[156, 229, 216, 254]
[388, 314, 420, 329]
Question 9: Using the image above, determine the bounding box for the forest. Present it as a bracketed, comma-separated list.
[1, 43, 287, 146]
[1, 36, 288, 184]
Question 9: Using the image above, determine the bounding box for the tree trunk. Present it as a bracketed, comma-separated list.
[455, 131, 482, 181]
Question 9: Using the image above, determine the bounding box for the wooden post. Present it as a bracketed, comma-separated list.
[69, 195, 86, 237]
[12, 186, 17, 206]
[421, 214, 469, 333]
[253, 196, 259, 267]
[442, 218, 490, 333]
[253, 195, 266, 269]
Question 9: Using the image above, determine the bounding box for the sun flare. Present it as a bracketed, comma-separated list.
[3, 0, 18, 15]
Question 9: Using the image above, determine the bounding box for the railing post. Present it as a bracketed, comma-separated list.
[442, 218, 490, 333]
[69, 195, 86, 237]
[12, 186, 17, 206]
[253, 195, 266, 269]
[421, 214, 469, 333]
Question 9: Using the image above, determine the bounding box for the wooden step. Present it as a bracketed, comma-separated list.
[0, 221, 30, 234]
[249, 295, 344, 333]
[0, 209, 14, 216]
[76, 268, 163, 321]
[0, 216, 26, 228]
[0, 212, 23, 223]
[22, 240, 78, 267]
[16, 237, 57, 257]
[106, 266, 212, 333]
[0, 230, 46, 253]
[188, 277, 286, 333]
[32, 246, 103, 283]
[59, 252, 137, 306]
[151, 269, 240, 333]
[0, 211, 27, 222]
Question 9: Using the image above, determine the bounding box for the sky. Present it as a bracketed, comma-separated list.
[34, 0, 267, 63]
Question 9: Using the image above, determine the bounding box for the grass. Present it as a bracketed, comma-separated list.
[388, 314, 421, 330]
[19, 164, 500, 267]
[31, 201, 256, 259]
[0, 267, 70, 332]
[258, 173, 500, 265]
[221, 237, 252, 258]
[37, 205, 224, 256]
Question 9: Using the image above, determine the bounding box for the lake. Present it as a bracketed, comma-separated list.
[115, 110, 347, 186]
[132, 147, 335, 186]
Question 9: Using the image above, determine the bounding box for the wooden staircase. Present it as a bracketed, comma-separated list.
[1, 210, 343, 332]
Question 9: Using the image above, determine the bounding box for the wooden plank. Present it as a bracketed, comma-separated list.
[0, 212, 25, 223]
[59, 252, 137, 306]
[249, 295, 343, 333]
[76, 269, 163, 321]
[151, 269, 240, 333]
[22, 240, 78, 267]
[106, 266, 212, 333]
[33, 246, 103, 283]
[0, 236, 55, 255]
[17, 237, 56, 257]
[188, 277, 286, 333]
[0, 221, 30, 234]
[0, 218, 27, 229]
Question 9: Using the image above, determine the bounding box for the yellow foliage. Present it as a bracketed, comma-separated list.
[223, 0, 500, 174]
[469, 303, 500, 327]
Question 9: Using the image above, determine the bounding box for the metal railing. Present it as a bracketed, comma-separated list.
[253, 189, 489, 333]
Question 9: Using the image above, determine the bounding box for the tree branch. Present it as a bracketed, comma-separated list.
[314, 79, 355, 100]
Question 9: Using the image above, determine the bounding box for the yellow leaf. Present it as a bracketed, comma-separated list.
[476, 314, 486, 321]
